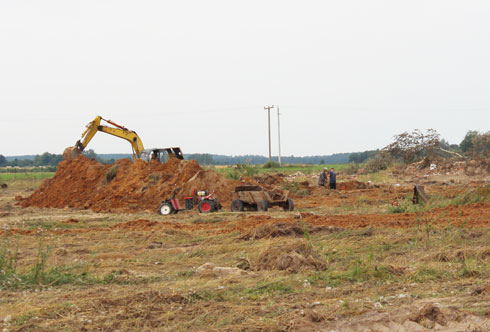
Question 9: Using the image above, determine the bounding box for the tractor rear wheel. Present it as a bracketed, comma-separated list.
[230, 199, 244, 212]
[283, 198, 294, 211]
[257, 200, 269, 212]
[198, 199, 215, 213]
[158, 202, 174, 215]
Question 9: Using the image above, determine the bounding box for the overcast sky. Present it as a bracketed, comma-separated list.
[1, 1, 489, 157]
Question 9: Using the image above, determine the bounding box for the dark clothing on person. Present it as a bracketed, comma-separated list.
[318, 172, 327, 186]
[329, 170, 337, 190]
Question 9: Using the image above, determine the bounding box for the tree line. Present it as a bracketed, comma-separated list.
[2, 130, 489, 168]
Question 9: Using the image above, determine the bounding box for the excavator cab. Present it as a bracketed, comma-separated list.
[140, 148, 184, 163]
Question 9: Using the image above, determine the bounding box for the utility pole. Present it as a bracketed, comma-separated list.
[264, 105, 274, 161]
[277, 106, 282, 166]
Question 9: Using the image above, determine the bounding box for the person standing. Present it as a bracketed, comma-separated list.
[329, 167, 337, 190]
[318, 168, 328, 187]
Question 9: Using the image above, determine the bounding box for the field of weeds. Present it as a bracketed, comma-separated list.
[0, 169, 490, 331]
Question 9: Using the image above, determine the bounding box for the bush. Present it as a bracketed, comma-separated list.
[225, 169, 241, 180]
[105, 164, 119, 183]
[263, 161, 281, 168]
[282, 181, 300, 193]
[344, 163, 360, 175]
[365, 156, 390, 173]
[236, 163, 259, 177]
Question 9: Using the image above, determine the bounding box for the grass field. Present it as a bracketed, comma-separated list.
[0, 172, 55, 181]
[1, 165, 490, 331]
[213, 163, 353, 179]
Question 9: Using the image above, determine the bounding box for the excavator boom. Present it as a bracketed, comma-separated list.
[64, 116, 144, 160]
[63, 116, 183, 162]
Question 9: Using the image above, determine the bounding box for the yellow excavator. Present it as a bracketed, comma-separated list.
[63, 116, 184, 162]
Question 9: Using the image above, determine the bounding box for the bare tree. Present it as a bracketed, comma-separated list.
[383, 129, 440, 164]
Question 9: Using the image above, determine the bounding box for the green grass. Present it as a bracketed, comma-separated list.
[0, 235, 155, 290]
[0, 172, 55, 181]
[214, 163, 352, 180]
[388, 185, 490, 214]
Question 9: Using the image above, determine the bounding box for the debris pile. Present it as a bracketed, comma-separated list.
[20, 156, 241, 212]
[253, 240, 326, 273]
[240, 222, 342, 240]
[337, 180, 371, 190]
[404, 158, 490, 176]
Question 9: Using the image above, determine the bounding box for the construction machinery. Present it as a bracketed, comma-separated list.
[63, 116, 183, 162]
[230, 185, 294, 212]
[158, 185, 222, 215]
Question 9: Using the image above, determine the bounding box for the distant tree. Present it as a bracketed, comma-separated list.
[34, 152, 63, 166]
[468, 132, 490, 157]
[187, 153, 214, 165]
[349, 150, 379, 164]
[9, 158, 33, 167]
[460, 130, 478, 153]
[0, 155, 6, 167]
[83, 149, 97, 160]
[384, 129, 440, 164]
[439, 139, 450, 150]
[320, 159, 325, 165]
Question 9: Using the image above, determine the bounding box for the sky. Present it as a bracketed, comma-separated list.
[1, 0, 489, 157]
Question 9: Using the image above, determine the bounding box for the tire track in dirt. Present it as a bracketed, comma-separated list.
[3, 203, 489, 238]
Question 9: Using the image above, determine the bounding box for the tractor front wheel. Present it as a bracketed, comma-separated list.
[158, 202, 174, 215]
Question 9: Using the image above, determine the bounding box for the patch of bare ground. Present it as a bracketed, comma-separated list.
[2, 173, 490, 331]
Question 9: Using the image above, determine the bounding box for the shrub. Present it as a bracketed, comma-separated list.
[105, 164, 119, 183]
[263, 161, 281, 168]
[282, 181, 300, 193]
[365, 156, 390, 173]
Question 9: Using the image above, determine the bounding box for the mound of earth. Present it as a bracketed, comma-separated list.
[240, 222, 343, 240]
[253, 240, 326, 273]
[281, 302, 488, 332]
[20, 156, 241, 212]
[337, 180, 370, 190]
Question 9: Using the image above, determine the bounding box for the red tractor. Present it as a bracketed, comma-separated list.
[158, 185, 221, 215]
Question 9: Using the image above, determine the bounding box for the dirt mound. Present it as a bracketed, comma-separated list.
[21, 156, 241, 212]
[254, 240, 326, 273]
[241, 222, 306, 240]
[337, 180, 370, 190]
[282, 302, 487, 332]
[408, 303, 448, 328]
[253, 174, 285, 188]
[240, 222, 343, 240]
[465, 159, 490, 176]
[112, 219, 159, 230]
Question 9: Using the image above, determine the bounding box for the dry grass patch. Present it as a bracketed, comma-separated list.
[252, 240, 327, 273]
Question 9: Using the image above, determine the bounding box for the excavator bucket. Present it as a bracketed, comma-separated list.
[165, 148, 184, 160]
[63, 146, 82, 161]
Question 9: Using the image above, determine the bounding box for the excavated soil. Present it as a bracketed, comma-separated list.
[20, 156, 241, 212]
[253, 240, 327, 273]
[240, 222, 343, 240]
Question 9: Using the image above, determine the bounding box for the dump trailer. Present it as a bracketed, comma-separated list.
[230, 185, 294, 212]
[63, 116, 183, 162]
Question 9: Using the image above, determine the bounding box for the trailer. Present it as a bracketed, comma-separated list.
[230, 185, 294, 212]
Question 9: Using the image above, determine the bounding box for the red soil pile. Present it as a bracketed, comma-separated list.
[21, 156, 241, 212]
[337, 180, 370, 190]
